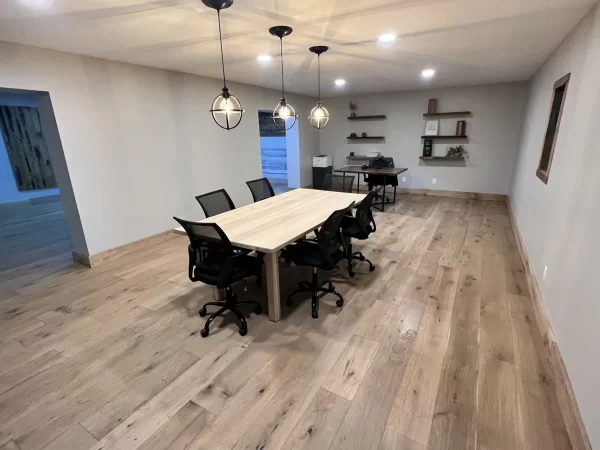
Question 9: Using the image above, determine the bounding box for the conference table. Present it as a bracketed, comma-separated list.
[174, 188, 366, 322]
[334, 166, 408, 211]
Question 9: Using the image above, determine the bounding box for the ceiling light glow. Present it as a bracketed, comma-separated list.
[335, 79, 346, 86]
[20, 0, 54, 8]
[257, 55, 272, 62]
[378, 34, 397, 43]
[422, 68, 436, 78]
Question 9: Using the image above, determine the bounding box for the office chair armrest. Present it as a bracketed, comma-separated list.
[187, 245, 198, 282]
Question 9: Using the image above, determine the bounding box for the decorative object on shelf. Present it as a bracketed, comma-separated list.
[456, 120, 467, 136]
[349, 100, 359, 117]
[361, 132, 368, 137]
[445, 145, 467, 158]
[349, 151, 355, 156]
[270, 25, 297, 130]
[308, 46, 330, 129]
[423, 139, 433, 157]
[424, 120, 439, 136]
[428, 99, 438, 114]
[350, 132, 357, 138]
[203, 0, 243, 130]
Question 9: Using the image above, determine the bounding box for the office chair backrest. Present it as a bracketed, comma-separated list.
[317, 202, 355, 267]
[246, 178, 275, 202]
[173, 217, 235, 286]
[370, 157, 394, 168]
[355, 190, 378, 234]
[195, 189, 235, 218]
[323, 174, 355, 193]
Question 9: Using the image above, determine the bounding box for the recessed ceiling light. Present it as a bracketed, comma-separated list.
[378, 34, 397, 43]
[20, 0, 54, 8]
[335, 79, 346, 87]
[257, 55, 272, 62]
[422, 68, 436, 78]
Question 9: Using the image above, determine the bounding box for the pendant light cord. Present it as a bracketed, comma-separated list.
[280, 38, 285, 99]
[217, 10, 227, 89]
[317, 54, 321, 102]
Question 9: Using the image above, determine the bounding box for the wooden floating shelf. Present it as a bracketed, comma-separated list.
[347, 115, 387, 121]
[419, 156, 465, 161]
[421, 135, 468, 140]
[423, 111, 472, 118]
[347, 136, 385, 141]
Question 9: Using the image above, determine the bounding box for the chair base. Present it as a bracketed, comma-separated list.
[286, 268, 344, 319]
[199, 287, 262, 338]
[347, 251, 375, 277]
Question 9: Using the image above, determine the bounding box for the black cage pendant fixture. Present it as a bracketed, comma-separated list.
[203, 0, 243, 130]
[269, 25, 297, 131]
[308, 46, 330, 129]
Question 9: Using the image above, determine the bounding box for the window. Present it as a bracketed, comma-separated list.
[537, 73, 570, 184]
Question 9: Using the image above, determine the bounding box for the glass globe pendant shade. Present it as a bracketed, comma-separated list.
[309, 102, 329, 129]
[272, 98, 297, 131]
[210, 88, 243, 130]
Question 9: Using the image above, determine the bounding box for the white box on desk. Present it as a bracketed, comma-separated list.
[312, 155, 332, 167]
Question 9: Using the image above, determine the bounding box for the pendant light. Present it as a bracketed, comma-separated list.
[308, 46, 330, 129]
[203, 0, 243, 130]
[269, 26, 297, 131]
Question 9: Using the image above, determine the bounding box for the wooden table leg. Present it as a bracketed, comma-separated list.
[265, 252, 281, 322]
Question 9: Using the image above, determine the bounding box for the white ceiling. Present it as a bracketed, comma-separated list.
[0, 0, 596, 97]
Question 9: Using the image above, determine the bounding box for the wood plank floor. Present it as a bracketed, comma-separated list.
[0, 195, 572, 450]
[0, 199, 71, 273]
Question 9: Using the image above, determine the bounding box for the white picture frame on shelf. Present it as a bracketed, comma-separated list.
[424, 120, 439, 136]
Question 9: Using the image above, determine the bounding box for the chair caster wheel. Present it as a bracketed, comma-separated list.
[336, 299, 344, 308]
[239, 328, 248, 337]
[312, 310, 319, 319]
[369, 266, 375, 272]
[349, 271, 355, 278]
[254, 306, 262, 315]
[286, 298, 294, 307]
[199, 308, 207, 317]
[200, 328, 209, 338]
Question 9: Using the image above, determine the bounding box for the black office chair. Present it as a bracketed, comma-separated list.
[246, 178, 275, 202]
[323, 174, 355, 193]
[365, 157, 398, 203]
[342, 190, 378, 277]
[173, 217, 263, 337]
[282, 203, 354, 319]
[195, 189, 236, 218]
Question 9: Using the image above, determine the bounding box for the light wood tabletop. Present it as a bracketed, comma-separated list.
[174, 188, 366, 321]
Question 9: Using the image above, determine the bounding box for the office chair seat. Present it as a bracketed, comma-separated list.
[282, 240, 346, 271]
[191, 247, 257, 288]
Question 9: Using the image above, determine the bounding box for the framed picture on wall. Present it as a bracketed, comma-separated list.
[424, 120, 439, 136]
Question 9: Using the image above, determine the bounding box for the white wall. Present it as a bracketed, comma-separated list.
[511, 5, 600, 447]
[318, 84, 527, 194]
[0, 41, 319, 255]
[0, 92, 60, 204]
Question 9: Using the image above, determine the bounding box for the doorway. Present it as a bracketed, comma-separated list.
[257, 111, 300, 193]
[0, 90, 71, 272]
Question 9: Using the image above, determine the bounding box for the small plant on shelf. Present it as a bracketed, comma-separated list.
[446, 145, 467, 158]
[349, 100, 359, 117]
